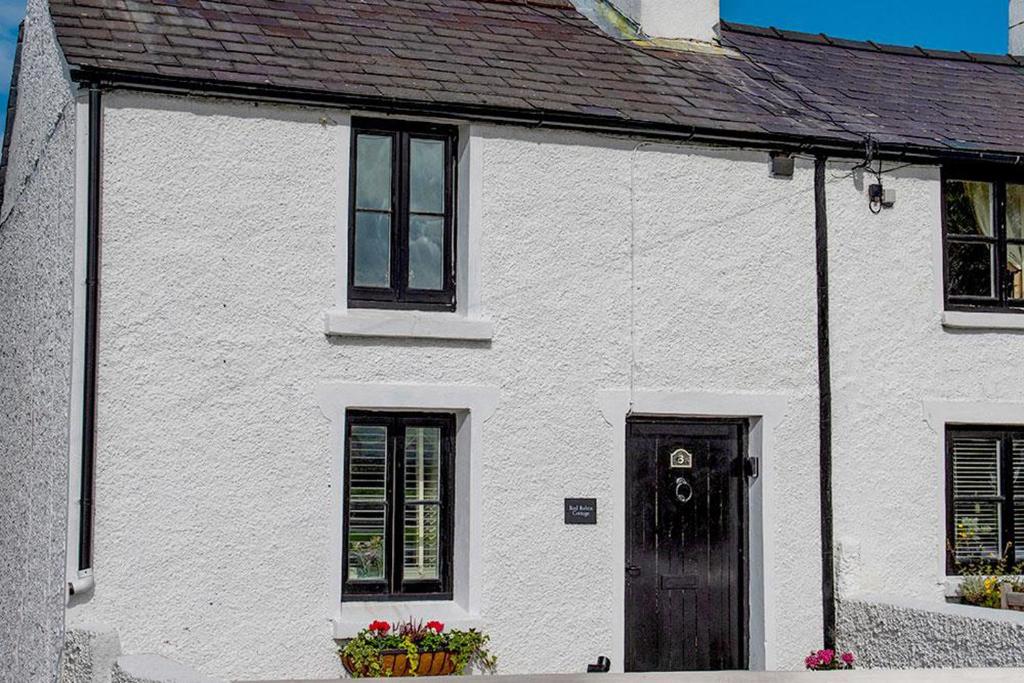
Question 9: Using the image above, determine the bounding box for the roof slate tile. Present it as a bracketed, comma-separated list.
[45, 0, 1024, 157]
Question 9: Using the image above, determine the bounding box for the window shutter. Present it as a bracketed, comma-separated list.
[951, 435, 1002, 563]
[1014, 439, 1024, 561]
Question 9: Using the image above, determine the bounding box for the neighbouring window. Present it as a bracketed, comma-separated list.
[349, 120, 456, 311]
[343, 411, 455, 600]
[946, 426, 1024, 573]
[943, 173, 1024, 310]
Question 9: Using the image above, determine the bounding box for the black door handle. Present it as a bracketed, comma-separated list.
[625, 564, 641, 577]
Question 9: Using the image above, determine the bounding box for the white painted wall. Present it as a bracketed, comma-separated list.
[611, 0, 720, 41]
[68, 91, 824, 680]
[827, 163, 1024, 606]
[1011, 0, 1024, 54]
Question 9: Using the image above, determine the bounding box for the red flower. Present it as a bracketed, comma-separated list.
[368, 620, 390, 634]
[426, 620, 445, 633]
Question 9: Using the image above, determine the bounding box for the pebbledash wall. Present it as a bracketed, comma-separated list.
[0, 0, 76, 681]
[67, 90, 825, 681]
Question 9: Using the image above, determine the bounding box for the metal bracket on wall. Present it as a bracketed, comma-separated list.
[744, 456, 760, 482]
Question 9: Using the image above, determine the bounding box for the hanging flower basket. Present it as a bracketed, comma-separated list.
[341, 649, 457, 677]
[338, 620, 496, 678]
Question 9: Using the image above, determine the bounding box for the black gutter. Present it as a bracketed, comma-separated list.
[814, 156, 836, 649]
[70, 66, 1024, 167]
[78, 84, 101, 573]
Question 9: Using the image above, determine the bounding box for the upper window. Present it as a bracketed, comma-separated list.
[943, 173, 1024, 310]
[946, 426, 1024, 573]
[343, 411, 454, 600]
[349, 120, 457, 311]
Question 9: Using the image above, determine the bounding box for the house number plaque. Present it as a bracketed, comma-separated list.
[670, 448, 693, 469]
[564, 498, 597, 525]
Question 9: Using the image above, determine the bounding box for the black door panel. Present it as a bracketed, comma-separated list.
[624, 418, 748, 672]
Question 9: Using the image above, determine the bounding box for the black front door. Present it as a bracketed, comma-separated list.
[624, 418, 748, 672]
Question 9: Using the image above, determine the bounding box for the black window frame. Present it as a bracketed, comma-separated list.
[942, 166, 1024, 312]
[348, 119, 458, 312]
[342, 411, 456, 601]
[945, 424, 1024, 575]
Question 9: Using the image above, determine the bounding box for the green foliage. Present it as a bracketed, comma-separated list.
[958, 575, 1002, 609]
[957, 550, 1024, 609]
[446, 628, 496, 675]
[338, 619, 496, 678]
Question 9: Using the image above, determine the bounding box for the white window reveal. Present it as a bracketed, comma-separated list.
[324, 118, 492, 341]
[317, 382, 497, 637]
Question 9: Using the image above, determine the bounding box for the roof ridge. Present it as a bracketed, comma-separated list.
[720, 20, 1022, 67]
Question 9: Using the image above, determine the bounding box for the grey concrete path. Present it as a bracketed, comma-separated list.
[237, 669, 1024, 683]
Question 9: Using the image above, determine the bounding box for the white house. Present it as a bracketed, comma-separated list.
[5, 0, 1024, 680]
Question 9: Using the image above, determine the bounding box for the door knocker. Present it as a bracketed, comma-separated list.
[674, 476, 693, 504]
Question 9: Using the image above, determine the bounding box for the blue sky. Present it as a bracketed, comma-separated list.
[0, 0, 23, 131]
[0, 1, 1011, 130]
[721, 0, 1007, 54]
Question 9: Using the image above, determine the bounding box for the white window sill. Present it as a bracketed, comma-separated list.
[333, 601, 483, 639]
[942, 310, 1024, 331]
[323, 309, 493, 341]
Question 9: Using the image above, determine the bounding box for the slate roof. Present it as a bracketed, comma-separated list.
[43, 0, 1024, 160]
[720, 22, 1024, 158]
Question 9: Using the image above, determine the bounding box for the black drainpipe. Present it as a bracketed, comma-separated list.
[78, 84, 102, 573]
[814, 156, 837, 649]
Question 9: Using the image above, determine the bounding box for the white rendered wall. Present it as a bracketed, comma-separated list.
[1012, 0, 1024, 55]
[827, 163, 1024, 605]
[69, 92, 823, 680]
[611, 0, 719, 41]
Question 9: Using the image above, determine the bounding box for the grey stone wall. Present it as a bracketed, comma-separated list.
[837, 598, 1024, 668]
[0, 0, 78, 680]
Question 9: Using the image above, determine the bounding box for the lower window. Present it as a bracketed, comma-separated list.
[343, 411, 455, 600]
[946, 426, 1024, 573]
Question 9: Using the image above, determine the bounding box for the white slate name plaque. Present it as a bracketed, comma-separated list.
[564, 498, 597, 525]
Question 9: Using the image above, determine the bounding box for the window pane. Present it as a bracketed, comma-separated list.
[409, 138, 445, 214]
[347, 425, 388, 582]
[405, 427, 441, 501]
[945, 180, 993, 237]
[1015, 440, 1024, 562]
[356, 134, 392, 211]
[354, 212, 391, 288]
[1008, 184, 1024, 240]
[348, 506, 386, 581]
[408, 215, 444, 291]
[953, 501, 1002, 563]
[953, 436, 1000, 497]
[350, 425, 388, 501]
[947, 241, 993, 298]
[404, 504, 440, 581]
[1008, 243, 1024, 300]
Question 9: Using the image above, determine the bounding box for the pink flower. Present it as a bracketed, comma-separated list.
[818, 649, 834, 665]
[804, 653, 820, 669]
[841, 652, 855, 665]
